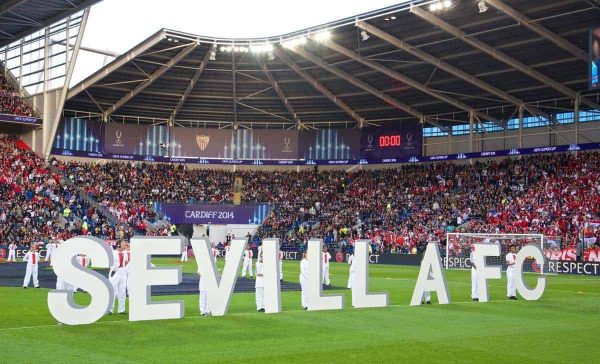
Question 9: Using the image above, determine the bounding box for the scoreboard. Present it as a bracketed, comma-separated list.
[378, 134, 402, 148]
[360, 126, 422, 160]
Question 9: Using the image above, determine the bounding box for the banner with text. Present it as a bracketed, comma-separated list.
[153, 203, 271, 225]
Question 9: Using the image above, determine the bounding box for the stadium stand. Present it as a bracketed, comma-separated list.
[0, 73, 36, 117]
[12, 141, 595, 254]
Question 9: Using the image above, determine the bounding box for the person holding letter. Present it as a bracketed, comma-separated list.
[181, 242, 188, 262]
[278, 248, 284, 281]
[108, 241, 128, 315]
[241, 246, 254, 278]
[470, 244, 478, 301]
[198, 267, 210, 316]
[322, 246, 331, 286]
[255, 256, 265, 312]
[506, 245, 517, 300]
[346, 253, 355, 289]
[300, 252, 308, 310]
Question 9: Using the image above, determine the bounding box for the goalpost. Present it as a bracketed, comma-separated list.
[445, 232, 553, 275]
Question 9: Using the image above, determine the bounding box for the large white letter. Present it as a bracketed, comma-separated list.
[410, 242, 450, 306]
[515, 245, 546, 300]
[191, 237, 245, 316]
[129, 236, 184, 322]
[307, 239, 344, 311]
[261, 238, 282, 313]
[353, 240, 388, 308]
[473, 243, 501, 302]
[48, 236, 114, 325]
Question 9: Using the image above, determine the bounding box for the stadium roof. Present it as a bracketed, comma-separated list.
[65, 0, 600, 130]
[0, 0, 101, 48]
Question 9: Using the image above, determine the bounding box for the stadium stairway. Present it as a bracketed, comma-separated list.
[47, 161, 120, 226]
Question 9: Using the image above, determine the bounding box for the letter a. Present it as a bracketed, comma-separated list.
[410, 242, 450, 306]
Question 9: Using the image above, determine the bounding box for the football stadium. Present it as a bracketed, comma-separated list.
[1, 0, 600, 362]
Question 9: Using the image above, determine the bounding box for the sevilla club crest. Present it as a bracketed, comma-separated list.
[196, 135, 210, 151]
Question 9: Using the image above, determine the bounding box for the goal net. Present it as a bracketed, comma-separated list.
[445, 233, 553, 274]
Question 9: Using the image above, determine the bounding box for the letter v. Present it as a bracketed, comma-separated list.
[190, 238, 245, 316]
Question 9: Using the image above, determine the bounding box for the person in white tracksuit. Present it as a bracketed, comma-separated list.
[45, 241, 56, 263]
[506, 245, 517, 300]
[257, 244, 263, 261]
[198, 269, 210, 316]
[72, 254, 91, 292]
[299, 252, 309, 310]
[278, 249, 284, 281]
[109, 242, 129, 314]
[22, 246, 40, 288]
[346, 253, 355, 289]
[255, 256, 265, 312]
[56, 273, 74, 292]
[224, 243, 231, 262]
[322, 246, 331, 286]
[241, 248, 254, 278]
[347, 253, 356, 306]
[470, 245, 478, 301]
[124, 243, 132, 296]
[7, 242, 17, 262]
[422, 267, 433, 305]
[211, 244, 219, 262]
[181, 242, 188, 262]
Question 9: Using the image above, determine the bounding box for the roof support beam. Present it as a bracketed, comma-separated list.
[0, 0, 27, 17]
[258, 59, 303, 129]
[273, 46, 365, 128]
[485, 0, 588, 62]
[356, 21, 550, 120]
[43, 8, 89, 158]
[410, 5, 600, 112]
[169, 45, 212, 123]
[7, 0, 101, 48]
[232, 51, 238, 128]
[105, 41, 198, 117]
[284, 45, 447, 131]
[320, 38, 503, 128]
[67, 29, 166, 100]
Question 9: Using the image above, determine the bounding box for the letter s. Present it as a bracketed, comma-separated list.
[48, 236, 114, 325]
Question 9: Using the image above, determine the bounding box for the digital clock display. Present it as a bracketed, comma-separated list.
[379, 135, 401, 147]
[360, 125, 422, 160]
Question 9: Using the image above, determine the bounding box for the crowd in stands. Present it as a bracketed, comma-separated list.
[0, 74, 36, 117]
[0, 137, 103, 248]
[1, 135, 600, 256]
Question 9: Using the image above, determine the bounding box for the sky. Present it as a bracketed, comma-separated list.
[72, 0, 403, 84]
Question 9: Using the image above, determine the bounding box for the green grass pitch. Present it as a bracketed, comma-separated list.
[1, 258, 599, 363]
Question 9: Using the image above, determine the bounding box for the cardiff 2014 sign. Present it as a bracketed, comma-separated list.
[48, 237, 547, 325]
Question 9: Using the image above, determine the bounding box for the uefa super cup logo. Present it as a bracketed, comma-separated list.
[367, 135, 374, 148]
[283, 137, 292, 152]
[405, 132, 413, 148]
[113, 130, 124, 147]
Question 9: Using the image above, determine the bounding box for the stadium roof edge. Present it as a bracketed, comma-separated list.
[63, 0, 600, 130]
[160, 0, 431, 45]
[0, 0, 103, 48]
[67, 29, 168, 100]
